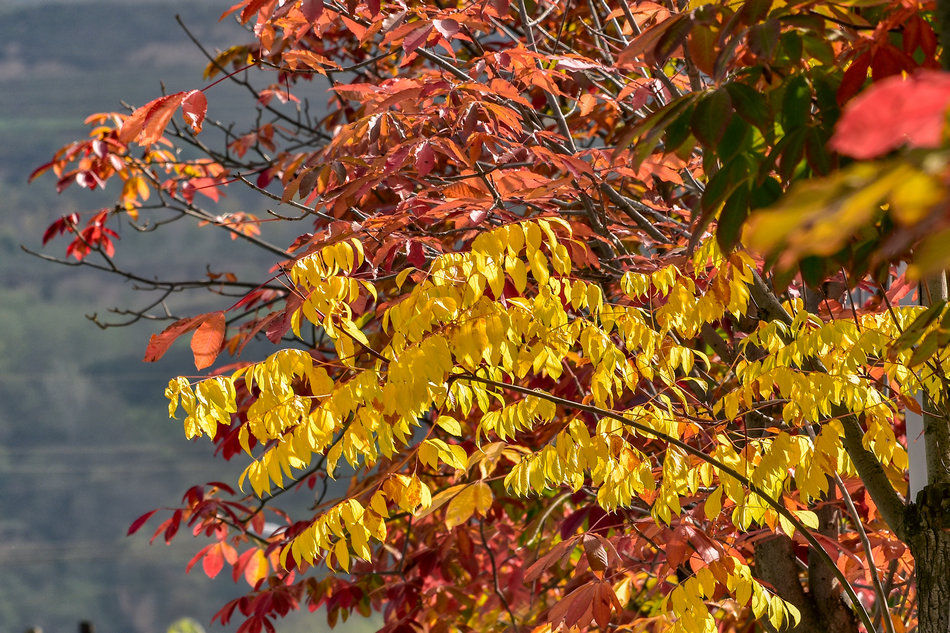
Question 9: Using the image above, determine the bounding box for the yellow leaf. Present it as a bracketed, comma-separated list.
[445, 481, 493, 529]
[396, 267, 413, 289]
[768, 595, 785, 630]
[508, 257, 528, 293]
[419, 440, 439, 468]
[472, 481, 493, 514]
[340, 319, 369, 346]
[704, 486, 723, 519]
[793, 509, 819, 530]
[334, 539, 350, 572]
[436, 415, 462, 436]
[370, 491, 389, 517]
[416, 484, 466, 520]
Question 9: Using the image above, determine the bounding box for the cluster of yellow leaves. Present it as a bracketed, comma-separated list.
[714, 302, 932, 501]
[664, 557, 800, 633]
[164, 217, 929, 627]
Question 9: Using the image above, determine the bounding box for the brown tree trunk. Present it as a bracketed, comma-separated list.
[754, 529, 859, 633]
[908, 485, 950, 633]
[913, 271, 950, 633]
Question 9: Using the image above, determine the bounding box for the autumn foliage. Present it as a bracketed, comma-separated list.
[31, 1, 950, 633]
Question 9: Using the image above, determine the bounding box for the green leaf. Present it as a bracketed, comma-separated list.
[780, 75, 811, 131]
[802, 33, 835, 65]
[799, 256, 828, 288]
[909, 330, 940, 366]
[716, 184, 750, 252]
[777, 29, 804, 67]
[726, 83, 771, 141]
[702, 156, 751, 213]
[664, 102, 698, 151]
[804, 127, 832, 175]
[717, 116, 751, 162]
[617, 93, 699, 164]
[691, 89, 733, 146]
[740, 0, 773, 24]
[749, 176, 782, 209]
[893, 301, 946, 353]
[777, 127, 808, 182]
[621, 93, 701, 165]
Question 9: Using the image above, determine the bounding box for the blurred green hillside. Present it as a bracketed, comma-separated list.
[0, 3, 371, 633]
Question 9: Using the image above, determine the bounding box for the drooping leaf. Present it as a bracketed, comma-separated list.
[191, 311, 227, 370]
[144, 314, 211, 363]
[181, 90, 208, 134]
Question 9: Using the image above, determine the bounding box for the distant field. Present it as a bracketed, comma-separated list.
[0, 67, 251, 182]
[0, 3, 336, 632]
[0, 0, 250, 182]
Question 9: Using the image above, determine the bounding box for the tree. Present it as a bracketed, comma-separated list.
[30, 1, 950, 632]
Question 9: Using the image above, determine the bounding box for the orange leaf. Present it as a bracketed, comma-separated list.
[191, 311, 226, 370]
[579, 93, 597, 117]
[118, 95, 167, 144]
[282, 50, 334, 73]
[143, 314, 208, 363]
[203, 543, 225, 578]
[244, 548, 269, 587]
[119, 92, 187, 146]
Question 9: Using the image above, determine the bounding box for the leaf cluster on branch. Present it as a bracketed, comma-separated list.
[31, 1, 950, 632]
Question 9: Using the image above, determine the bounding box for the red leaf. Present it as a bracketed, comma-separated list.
[300, 0, 323, 22]
[127, 509, 159, 535]
[837, 53, 871, 105]
[525, 537, 576, 582]
[886, 272, 917, 304]
[42, 213, 79, 245]
[666, 531, 687, 569]
[583, 534, 608, 573]
[406, 241, 426, 268]
[340, 15, 367, 40]
[433, 19, 459, 39]
[29, 160, 55, 183]
[191, 311, 226, 370]
[415, 142, 436, 176]
[592, 583, 614, 629]
[403, 23, 434, 55]
[187, 543, 214, 573]
[182, 90, 208, 134]
[143, 314, 208, 363]
[830, 70, 950, 159]
[241, 0, 272, 22]
[118, 96, 164, 143]
[469, 209, 489, 225]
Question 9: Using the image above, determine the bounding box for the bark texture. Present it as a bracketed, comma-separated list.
[908, 485, 950, 633]
[754, 521, 859, 633]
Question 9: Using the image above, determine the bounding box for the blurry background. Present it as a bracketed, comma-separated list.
[0, 2, 364, 632]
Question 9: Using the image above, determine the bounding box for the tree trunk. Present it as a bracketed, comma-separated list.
[908, 485, 950, 633]
[913, 272, 950, 633]
[754, 530, 859, 633]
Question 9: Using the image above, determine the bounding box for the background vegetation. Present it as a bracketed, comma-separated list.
[0, 2, 360, 631]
